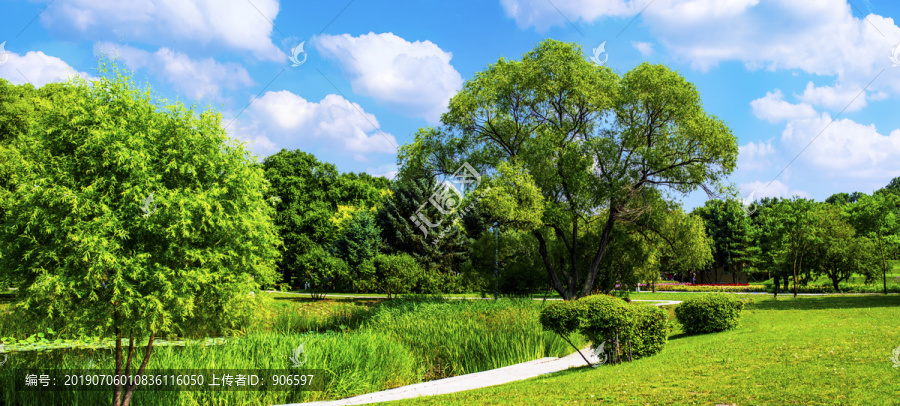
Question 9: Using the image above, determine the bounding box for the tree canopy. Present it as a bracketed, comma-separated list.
[399, 39, 738, 299]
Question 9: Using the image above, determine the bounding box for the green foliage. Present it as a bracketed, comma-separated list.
[674, 294, 744, 334]
[295, 246, 349, 299]
[538, 301, 583, 337]
[262, 150, 388, 287]
[331, 209, 381, 289]
[374, 176, 469, 286]
[465, 229, 548, 297]
[577, 295, 635, 347]
[628, 304, 669, 359]
[401, 40, 738, 299]
[370, 253, 423, 298]
[0, 62, 281, 341]
[692, 199, 759, 282]
[538, 295, 669, 363]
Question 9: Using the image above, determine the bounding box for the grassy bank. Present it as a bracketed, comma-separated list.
[389, 295, 900, 405]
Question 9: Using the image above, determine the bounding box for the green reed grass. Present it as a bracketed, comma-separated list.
[0, 295, 585, 405]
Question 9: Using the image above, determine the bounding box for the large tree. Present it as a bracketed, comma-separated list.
[0, 64, 281, 406]
[399, 40, 738, 300]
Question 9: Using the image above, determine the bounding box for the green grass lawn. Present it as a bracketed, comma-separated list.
[388, 295, 900, 405]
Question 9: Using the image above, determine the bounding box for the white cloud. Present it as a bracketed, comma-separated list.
[780, 112, 900, 178]
[740, 179, 810, 200]
[499, 0, 639, 31]
[738, 140, 776, 171]
[313, 32, 463, 124]
[367, 163, 399, 179]
[95, 42, 255, 101]
[243, 90, 398, 161]
[749, 89, 817, 123]
[641, 0, 900, 94]
[797, 82, 867, 113]
[631, 41, 654, 56]
[0, 51, 94, 87]
[41, 0, 285, 62]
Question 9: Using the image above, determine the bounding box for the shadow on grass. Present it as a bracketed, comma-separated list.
[748, 295, 900, 311]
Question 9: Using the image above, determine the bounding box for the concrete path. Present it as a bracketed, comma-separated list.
[276, 300, 681, 406]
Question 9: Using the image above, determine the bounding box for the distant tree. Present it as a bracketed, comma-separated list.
[806, 204, 878, 290]
[364, 253, 423, 298]
[0, 64, 280, 406]
[374, 176, 470, 292]
[879, 176, 900, 196]
[848, 193, 900, 294]
[770, 198, 817, 297]
[331, 208, 381, 291]
[693, 199, 759, 283]
[262, 150, 342, 286]
[825, 192, 851, 206]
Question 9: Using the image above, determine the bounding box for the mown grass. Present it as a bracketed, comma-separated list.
[388, 294, 900, 405]
[0, 295, 584, 405]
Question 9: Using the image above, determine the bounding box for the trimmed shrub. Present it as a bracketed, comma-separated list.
[578, 294, 635, 347]
[539, 295, 670, 364]
[674, 294, 744, 334]
[538, 300, 582, 337]
[626, 304, 669, 358]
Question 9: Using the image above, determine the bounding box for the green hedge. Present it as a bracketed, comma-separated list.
[628, 304, 669, 358]
[674, 294, 744, 334]
[539, 295, 669, 364]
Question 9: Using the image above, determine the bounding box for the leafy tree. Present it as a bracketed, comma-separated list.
[693, 199, 759, 283]
[0, 63, 280, 406]
[825, 192, 851, 206]
[262, 150, 343, 286]
[879, 176, 900, 196]
[806, 204, 878, 290]
[365, 253, 423, 298]
[374, 176, 470, 291]
[769, 198, 816, 297]
[297, 246, 350, 299]
[648, 209, 714, 290]
[399, 40, 738, 300]
[848, 193, 900, 294]
[331, 208, 381, 290]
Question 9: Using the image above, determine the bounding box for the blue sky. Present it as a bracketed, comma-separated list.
[2, 0, 900, 211]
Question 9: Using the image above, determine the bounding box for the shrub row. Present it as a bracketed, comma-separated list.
[539, 295, 669, 363]
[674, 294, 745, 334]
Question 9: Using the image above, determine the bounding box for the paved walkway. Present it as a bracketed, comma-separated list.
[277, 300, 681, 406]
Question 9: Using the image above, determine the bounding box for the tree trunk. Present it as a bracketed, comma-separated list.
[878, 230, 888, 295]
[121, 332, 156, 406]
[112, 323, 122, 406]
[773, 274, 778, 298]
[793, 253, 799, 298]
